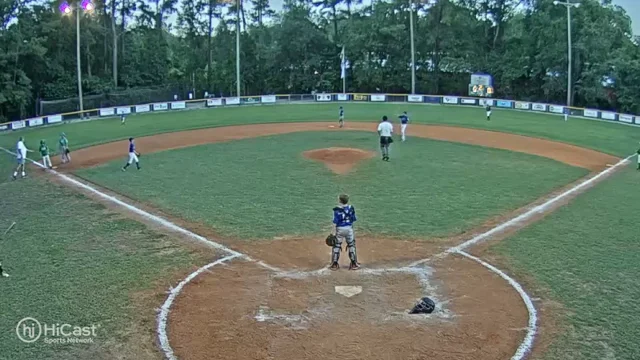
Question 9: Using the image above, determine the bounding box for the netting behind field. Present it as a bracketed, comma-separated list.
[38, 87, 190, 116]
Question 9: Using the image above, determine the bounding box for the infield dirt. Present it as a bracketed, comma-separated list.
[52, 122, 619, 360]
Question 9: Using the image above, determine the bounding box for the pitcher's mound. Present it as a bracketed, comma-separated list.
[303, 147, 376, 174]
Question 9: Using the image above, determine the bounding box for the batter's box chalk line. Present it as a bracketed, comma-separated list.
[1, 146, 632, 360]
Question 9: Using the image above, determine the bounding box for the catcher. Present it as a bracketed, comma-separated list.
[327, 194, 359, 270]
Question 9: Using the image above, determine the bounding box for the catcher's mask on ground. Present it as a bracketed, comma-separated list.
[409, 297, 436, 314]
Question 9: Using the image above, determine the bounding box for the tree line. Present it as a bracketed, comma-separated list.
[1, 0, 638, 122]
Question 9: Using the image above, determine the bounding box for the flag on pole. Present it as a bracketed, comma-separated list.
[340, 46, 347, 79]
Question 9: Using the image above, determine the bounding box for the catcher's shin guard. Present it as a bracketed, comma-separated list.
[331, 245, 341, 264]
[347, 240, 357, 264]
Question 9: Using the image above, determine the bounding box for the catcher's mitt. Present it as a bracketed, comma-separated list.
[325, 233, 338, 247]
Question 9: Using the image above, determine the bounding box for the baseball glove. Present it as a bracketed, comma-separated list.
[136, 152, 141, 157]
[325, 233, 338, 247]
[64, 148, 70, 155]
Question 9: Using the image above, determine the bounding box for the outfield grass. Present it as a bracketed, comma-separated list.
[77, 131, 586, 240]
[0, 154, 213, 360]
[493, 164, 640, 360]
[0, 103, 639, 157]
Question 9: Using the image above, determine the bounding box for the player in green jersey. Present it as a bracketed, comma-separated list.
[39, 140, 53, 169]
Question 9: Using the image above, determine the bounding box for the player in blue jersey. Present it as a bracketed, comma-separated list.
[122, 137, 141, 171]
[338, 106, 344, 128]
[485, 103, 492, 121]
[399, 111, 409, 141]
[329, 194, 359, 270]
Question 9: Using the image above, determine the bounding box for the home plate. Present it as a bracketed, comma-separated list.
[335, 286, 362, 298]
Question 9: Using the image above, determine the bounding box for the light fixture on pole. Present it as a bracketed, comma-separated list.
[553, 0, 580, 121]
[59, 0, 94, 117]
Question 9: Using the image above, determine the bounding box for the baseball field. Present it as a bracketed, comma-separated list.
[1, 103, 639, 360]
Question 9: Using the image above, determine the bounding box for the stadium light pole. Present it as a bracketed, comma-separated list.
[60, 0, 94, 116]
[553, 0, 580, 111]
[236, 0, 241, 97]
[409, 0, 416, 94]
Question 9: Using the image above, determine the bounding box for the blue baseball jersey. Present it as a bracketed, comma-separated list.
[399, 114, 409, 124]
[339, 108, 344, 117]
[129, 142, 135, 153]
[333, 205, 357, 227]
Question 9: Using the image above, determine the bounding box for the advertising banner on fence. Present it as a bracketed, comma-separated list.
[171, 101, 186, 109]
[27, 117, 44, 127]
[225, 97, 240, 105]
[99, 108, 115, 116]
[353, 94, 368, 101]
[0, 124, 8, 131]
[117, 107, 131, 115]
[12, 120, 26, 129]
[515, 102, 530, 110]
[207, 98, 223, 106]
[424, 96, 440, 104]
[497, 100, 512, 108]
[243, 97, 260, 104]
[153, 103, 168, 111]
[460, 98, 476, 105]
[337, 94, 348, 101]
[532, 103, 547, 111]
[370, 94, 386, 102]
[47, 115, 62, 123]
[619, 114, 634, 123]
[261, 95, 276, 103]
[548, 105, 564, 114]
[316, 94, 331, 102]
[443, 96, 458, 104]
[135, 104, 150, 113]
[407, 95, 423, 102]
[601, 112, 616, 120]
[479, 99, 495, 106]
[583, 109, 598, 117]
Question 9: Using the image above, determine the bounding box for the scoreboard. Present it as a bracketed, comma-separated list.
[468, 73, 494, 97]
[468, 84, 494, 97]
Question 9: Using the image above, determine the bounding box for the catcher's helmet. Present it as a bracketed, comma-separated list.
[409, 297, 436, 314]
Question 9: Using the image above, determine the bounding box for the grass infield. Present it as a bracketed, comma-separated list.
[77, 131, 586, 240]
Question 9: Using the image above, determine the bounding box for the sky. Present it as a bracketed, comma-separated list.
[168, 0, 638, 35]
[613, 0, 640, 34]
[267, 0, 640, 35]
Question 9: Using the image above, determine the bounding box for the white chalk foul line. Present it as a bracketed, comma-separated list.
[157, 254, 241, 360]
[0, 146, 266, 262]
[455, 250, 537, 360]
[409, 154, 633, 267]
[2, 146, 632, 360]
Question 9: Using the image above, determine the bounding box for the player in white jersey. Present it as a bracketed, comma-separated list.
[12, 137, 32, 180]
[377, 116, 394, 161]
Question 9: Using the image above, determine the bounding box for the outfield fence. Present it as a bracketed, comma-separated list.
[0, 93, 636, 132]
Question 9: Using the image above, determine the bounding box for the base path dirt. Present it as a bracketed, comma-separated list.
[51, 122, 620, 360]
[62, 122, 618, 172]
